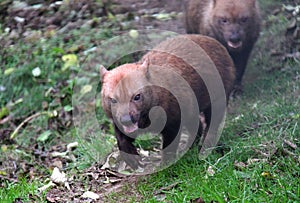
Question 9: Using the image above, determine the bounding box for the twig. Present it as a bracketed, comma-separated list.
[282, 148, 296, 157]
[10, 111, 49, 139]
[153, 181, 181, 195]
[106, 169, 127, 178]
[0, 115, 12, 124]
[283, 139, 297, 150]
[251, 147, 271, 158]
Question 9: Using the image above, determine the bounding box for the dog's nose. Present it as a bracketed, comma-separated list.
[229, 32, 241, 43]
[120, 115, 133, 126]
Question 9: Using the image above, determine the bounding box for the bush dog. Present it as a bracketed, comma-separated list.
[100, 35, 235, 169]
[185, 0, 261, 89]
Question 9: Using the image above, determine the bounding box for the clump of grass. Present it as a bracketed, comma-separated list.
[0, 179, 45, 202]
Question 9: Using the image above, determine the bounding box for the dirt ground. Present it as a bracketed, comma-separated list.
[113, 0, 186, 33]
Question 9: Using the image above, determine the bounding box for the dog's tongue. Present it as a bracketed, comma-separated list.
[123, 123, 139, 134]
[228, 41, 242, 49]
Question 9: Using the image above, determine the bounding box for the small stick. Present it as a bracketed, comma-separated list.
[10, 111, 49, 139]
[283, 139, 297, 150]
[251, 147, 270, 158]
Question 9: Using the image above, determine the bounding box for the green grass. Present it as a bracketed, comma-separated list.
[0, 179, 45, 202]
[0, 0, 299, 202]
[105, 2, 300, 202]
[136, 154, 299, 202]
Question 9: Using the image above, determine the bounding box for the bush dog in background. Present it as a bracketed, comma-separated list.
[185, 0, 261, 90]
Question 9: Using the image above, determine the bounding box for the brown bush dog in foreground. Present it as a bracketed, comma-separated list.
[100, 35, 235, 169]
[185, 0, 261, 89]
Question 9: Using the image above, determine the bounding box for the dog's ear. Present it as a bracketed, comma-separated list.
[252, 0, 258, 8]
[140, 57, 151, 80]
[213, 0, 217, 7]
[100, 65, 108, 81]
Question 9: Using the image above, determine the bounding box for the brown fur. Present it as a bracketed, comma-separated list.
[185, 0, 261, 87]
[100, 35, 235, 169]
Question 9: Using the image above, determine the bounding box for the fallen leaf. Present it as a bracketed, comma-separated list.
[283, 139, 297, 150]
[0, 85, 5, 92]
[62, 54, 78, 71]
[67, 142, 78, 152]
[233, 170, 251, 179]
[261, 171, 274, 179]
[291, 113, 300, 119]
[48, 110, 58, 118]
[1, 145, 8, 152]
[107, 12, 115, 20]
[80, 85, 93, 95]
[129, 29, 139, 39]
[103, 176, 110, 184]
[52, 160, 63, 169]
[283, 5, 296, 12]
[0, 107, 9, 119]
[0, 170, 7, 176]
[63, 105, 73, 112]
[81, 191, 100, 200]
[38, 181, 56, 192]
[247, 158, 267, 165]
[154, 194, 166, 201]
[37, 130, 52, 142]
[51, 151, 67, 158]
[32, 67, 41, 77]
[46, 196, 57, 203]
[14, 16, 25, 23]
[234, 161, 247, 169]
[207, 166, 215, 176]
[154, 182, 180, 195]
[4, 68, 15, 75]
[139, 148, 150, 157]
[119, 170, 133, 175]
[50, 167, 67, 184]
[153, 13, 173, 21]
[83, 47, 97, 55]
[190, 197, 206, 203]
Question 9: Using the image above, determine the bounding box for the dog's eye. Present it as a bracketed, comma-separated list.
[240, 17, 248, 23]
[220, 17, 228, 24]
[110, 98, 117, 104]
[133, 94, 141, 101]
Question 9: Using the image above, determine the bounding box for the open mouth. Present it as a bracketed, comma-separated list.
[227, 41, 243, 49]
[122, 123, 139, 134]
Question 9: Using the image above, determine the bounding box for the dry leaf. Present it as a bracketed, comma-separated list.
[50, 167, 67, 184]
[129, 29, 139, 39]
[81, 191, 100, 200]
[261, 171, 274, 179]
[80, 85, 93, 95]
[61, 54, 78, 71]
[207, 166, 215, 176]
[190, 197, 206, 203]
[67, 142, 78, 152]
[38, 181, 56, 192]
[234, 161, 247, 169]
